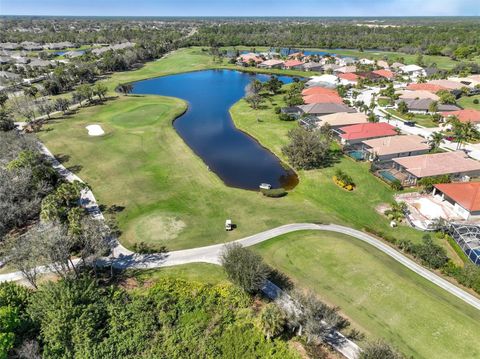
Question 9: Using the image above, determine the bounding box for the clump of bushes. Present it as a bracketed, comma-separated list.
[333, 169, 355, 191]
[384, 202, 407, 223]
[473, 99, 479, 105]
[261, 188, 287, 198]
[398, 234, 449, 269]
[278, 113, 295, 121]
[390, 179, 403, 191]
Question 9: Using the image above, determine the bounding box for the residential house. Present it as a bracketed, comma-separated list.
[288, 52, 304, 60]
[302, 87, 338, 96]
[400, 64, 426, 78]
[362, 135, 430, 162]
[0, 43, 20, 51]
[376, 60, 390, 69]
[397, 98, 460, 114]
[359, 58, 375, 65]
[392, 151, 480, 185]
[302, 62, 323, 72]
[322, 63, 341, 72]
[335, 65, 357, 74]
[46, 42, 75, 50]
[428, 79, 465, 90]
[372, 69, 395, 80]
[303, 93, 343, 104]
[397, 90, 440, 101]
[337, 57, 356, 66]
[63, 51, 84, 58]
[338, 122, 398, 145]
[440, 109, 480, 124]
[316, 112, 368, 129]
[337, 73, 359, 85]
[433, 182, 480, 220]
[283, 60, 305, 70]
[406, 83, 447, 93]
[356, 72, 384, 82]
[447, 76, 480, 88]
[0, 56, 13, 64]
[21, 41, 43, 51]
[258, 59, 284, 69]
[390, 62, 405, 70]
[305, 74, 339, 88]
[297, 103, 356, 116]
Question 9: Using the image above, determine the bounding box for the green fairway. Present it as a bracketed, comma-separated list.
[253, 231, 480, 359]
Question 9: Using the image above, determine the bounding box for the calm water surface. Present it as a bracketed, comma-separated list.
[132, 69, 298, 190]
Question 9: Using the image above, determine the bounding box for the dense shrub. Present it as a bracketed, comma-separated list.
[333, 169, 355, 191]
[2, 277, 298, 358]
[261, 188, 287, 197]
[279, 113, 296, 121]
[220, 243, 270, 294]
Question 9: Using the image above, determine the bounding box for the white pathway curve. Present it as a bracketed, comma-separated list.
[110, 223, 480, 312]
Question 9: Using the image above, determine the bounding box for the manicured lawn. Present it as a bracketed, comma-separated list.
[254, 231, 480, 359]
[458, 95, 480, 111]
[384, 109, 439, 128]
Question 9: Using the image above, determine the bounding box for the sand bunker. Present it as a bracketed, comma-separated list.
[86, 124, 105, 136]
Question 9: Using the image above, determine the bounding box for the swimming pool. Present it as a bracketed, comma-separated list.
[378, 170, 398, 183]
[348, 150, 365, 161]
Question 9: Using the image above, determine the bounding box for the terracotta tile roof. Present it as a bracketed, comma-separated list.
[372, 69, 395, 79]
[339, 123, 397, 141]
[406, 83, 447, 93]
[284, 60, 304, 68]
[338, 73, 359, 81]
[302, 87, 338, 96]
[440, 109, 480, 124]
[362, 135, 430, 156]
[434, 182, 480, 212]
[303, 93, 343, 104]
[393, 151, 480, 178]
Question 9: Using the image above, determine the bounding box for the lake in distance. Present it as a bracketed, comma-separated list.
[131, 69, 299, 190]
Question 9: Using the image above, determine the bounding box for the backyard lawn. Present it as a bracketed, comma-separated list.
[458, 94, 480, 111]
[254, 231, 480, 359]
[384, 108, 439, 128]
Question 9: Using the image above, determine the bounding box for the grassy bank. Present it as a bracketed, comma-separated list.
[254, 231, 480, 359]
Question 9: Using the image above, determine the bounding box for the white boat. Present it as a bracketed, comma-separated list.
[259, 183, 272, 190]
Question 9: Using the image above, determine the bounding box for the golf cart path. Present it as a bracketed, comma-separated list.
[112, 223, 480, 311]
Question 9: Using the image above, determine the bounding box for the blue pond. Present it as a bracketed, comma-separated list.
[131, 69, 298, 190]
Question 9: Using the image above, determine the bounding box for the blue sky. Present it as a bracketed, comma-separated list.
[1, 0, 479, 17]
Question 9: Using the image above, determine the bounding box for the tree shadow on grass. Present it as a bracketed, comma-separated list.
[55, 153, 70, 164]
[66, 164, 83, 173]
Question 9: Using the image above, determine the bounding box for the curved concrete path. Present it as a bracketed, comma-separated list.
[111, 223, 480, 311]
[2, 223, 480, 312]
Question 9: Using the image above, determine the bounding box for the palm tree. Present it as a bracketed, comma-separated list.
[258, 303, 285, 341]
[428, 132, 444, 152]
